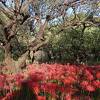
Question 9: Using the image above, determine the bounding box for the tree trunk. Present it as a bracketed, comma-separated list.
[0, 2, 49, 71]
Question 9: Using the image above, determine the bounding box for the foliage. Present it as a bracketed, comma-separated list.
[0, 64, 100, 100]
[43, 26, 100, 64]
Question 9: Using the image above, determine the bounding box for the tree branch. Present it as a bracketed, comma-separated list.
[0, 3, 14, 19]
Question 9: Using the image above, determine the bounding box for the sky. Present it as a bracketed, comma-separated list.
[5, 0, 100, 17]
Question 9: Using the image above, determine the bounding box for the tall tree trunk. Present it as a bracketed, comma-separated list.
[0, 2, 50, 71]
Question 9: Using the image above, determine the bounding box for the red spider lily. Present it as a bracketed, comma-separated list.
[73, 95, 92, 100]
[86, 85, 95, 92]
[32, 82, 40, 95]
[84, 69, 94, 81]
[41, 83, 58, 90]
[14, 73, 24, 80]
[58, 85, 77, 95]
[4, 85, 10, 91]
[40, 83, 58, 97]
[0, 64, 100, 99]
[86, 67, 94, 73]
[27, 80, 40, 95]
[96, 71, 100, 79]
[65, 65, 78, 75]
[0, 75, 6, 81]
[93, 80, 100, 88]
[14, 74, 24, 87]
[0, 82, 4, 88]
[80, 81, 89, 87]
[0, 97, 3, 100]
[0, 75, 6, 88]
[63, 76, 76, 85]
[41, 64, 65, 80]
[65, 93, 72, 100]
[29, 72, 46, 82]
[37, 96, 46, 100]
[81, 81, 95, 92]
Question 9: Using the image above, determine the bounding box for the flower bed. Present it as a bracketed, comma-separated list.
[0, 64, 100, 100]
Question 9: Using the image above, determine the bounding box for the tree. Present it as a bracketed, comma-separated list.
[0, 0, 100, 70]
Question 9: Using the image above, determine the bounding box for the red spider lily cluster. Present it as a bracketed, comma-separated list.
[0, 64, 100, 100]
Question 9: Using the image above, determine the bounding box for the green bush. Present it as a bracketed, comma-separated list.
[43, 26, 100, 64]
